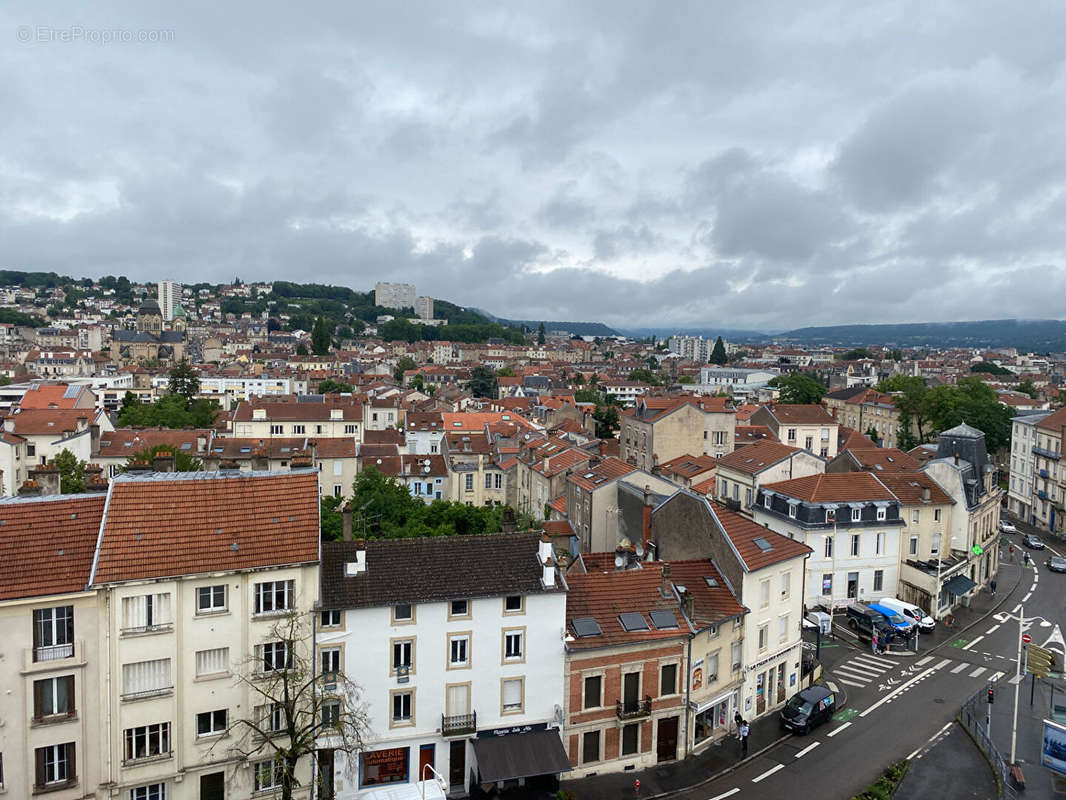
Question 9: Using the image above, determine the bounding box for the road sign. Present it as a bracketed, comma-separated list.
[1029, 644, 1055, 678]
[1023, 634, 1033, 643]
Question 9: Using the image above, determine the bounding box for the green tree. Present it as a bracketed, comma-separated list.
[311, 316, 332, 356]
[318, 379, 354, 394]
[627, 368, 662, 386]
[678, 375, 695, 384]
[168, 358, 200, 403]
[865, 427, 881, 446]
[1017, 379, 1039, 399]
[710, 336, 727, 365]
[537, 322, 546, 345]
[319, 495, 345, 541]
[593, 405, 620, 438]
[971, 361, 1012, 376]
[466, 366, 498, 398]
[769, 373, 827, 404]
[51, 449, 87, 494]
[839, 347, 874, 360]
[410, 375, 425, 392]
[496, 366, 516, 378]
[922, 377, 1015, 452]
[394, 356, 417, 382]
[295, 343, 309, 356]
[572, 373, 585, 385]
[117, 394, 219, 429]
[877, 375, 931, 446]
[125, 444, 203, 473]
[573, 388, 601, 404]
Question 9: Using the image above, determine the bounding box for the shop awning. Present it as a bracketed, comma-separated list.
[944, 574, 978, 595]
[473, 730, 572, 783]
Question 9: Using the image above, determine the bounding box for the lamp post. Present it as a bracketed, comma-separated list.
[421, 763, 449, 800]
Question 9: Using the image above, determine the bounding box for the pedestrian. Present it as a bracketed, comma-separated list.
[734, 710, 743, 732]
[990, 578, 997, 595]
[871, 629, 879, 655]
[739, 720, 750, 758]
[1009, 544, 1015, 563]
[1024, 551, 1031, 567]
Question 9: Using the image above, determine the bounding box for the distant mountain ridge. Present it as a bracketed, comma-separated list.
[472, 309, 618, 337]
[775, 319, 1066, 351]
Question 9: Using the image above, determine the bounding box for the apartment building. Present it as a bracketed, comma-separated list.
[823, 387, 910, 449]
[359, 455, 450, 503]
[230, 398, 363, 441]
[203, 437, 358, 498]
[566, 461, 675, 553]
[515, 437, 592, 520]
[748, 404, 838, 459]
[319, 532, 569, 798]
[1006, 410, 1053, 522]
[619, 397, 736, 472]
[715, 441, 825, 515]
[649, 496, 811, 722]
[442, 431, 507, 507]
[752, 473, 904, 609]
[1012, 408, 1066, 531]
[0, 408, 112, 492]
[375, 282, 417, 310]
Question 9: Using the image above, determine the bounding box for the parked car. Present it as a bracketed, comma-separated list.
[845, 603, 893, 641]
[1046, 556, 1066, 573]
[780, 685, 836, 734]
[868, 602, 916, 635]
[1023, 534, 1046, 550]
[874, 597, 935, 633]
[999, 520, 1018, 534]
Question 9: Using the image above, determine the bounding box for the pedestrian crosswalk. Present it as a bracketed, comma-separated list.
[829, 653, 898, 688]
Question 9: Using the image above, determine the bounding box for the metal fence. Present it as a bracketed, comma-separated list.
[958, 682, 1019, 800]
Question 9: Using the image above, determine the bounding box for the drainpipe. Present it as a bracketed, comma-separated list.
[683, 634, 692, 757]
[105, 590, 113, 786]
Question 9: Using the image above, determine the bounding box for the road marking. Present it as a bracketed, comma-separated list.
[860, 662, 946, 718]
[827, 721, 852, 737]
[936, 658, 952, 668]
[916, 656, 933, 666]
[1010, 673, 1025, 685]
[969, 666, 987, 678]
[708, 789, 739, 800]
[986, 624, 1000, 634]
[751, 764, 785, 783]
[951, 662, 969, 674]
[836, 678, 867, 688]
[851, 656, 894, 672]
[834, 667, 874, 682]
[794, 741, 821, 758]
[907, 746, 922, 760]
[825, 680, 839, 692]
[963, 635, 985, 650]
[854, 653, 899, 668]
[991, 671, 1004, 681]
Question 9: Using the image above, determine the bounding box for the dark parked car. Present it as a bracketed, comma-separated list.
[1023, 534, 1046, 550]
[1047, 556, 1066, 573]
[781, 685, 836, 734]
[845, 603, 893, 641]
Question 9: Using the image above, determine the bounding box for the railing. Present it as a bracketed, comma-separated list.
[616, 696, 652, 720]
[958, 682, 1019, 800]
[1038, 490, 1048, 500]
[1040, 469, 1050, 479]
[120, 622, 174, 636]
[34, 643, 74, 663]
[441, 711, 477, 736]
[1033, 446, 1060, 460]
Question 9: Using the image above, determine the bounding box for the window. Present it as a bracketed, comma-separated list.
[449, 599, 469, 618]
[320, 609, 341, 628]
[321, 699, 341, 728]
[122, 658, 172, 698]
[270, 424, 283, 435]
[582, 730, 600, 764]
[292, 425, 306, 435]
[504, 630, 524, 661]
[392, 639, 413, 672]
[850, 534, 860, 557]
[196, 647, 229, 678]
[873, 569, 884, 592]
[504, 595, 524, 613]
[449, 634, 470, 667]
[788, 503, 797, 519]
[745, 488, 752, 507]
[931, 533, 941, 555]
[485, 473, 493, 489]
[254, 758, 284, 792]
[465, 474, 474, 491]
[254, 580, 294, 615]
[719, 480, 728, 498]
[622, 723, 640, 756]
[909, 535, 919, 556]
[707, 651, 720, 680]
[758, 624, 768, 652]
[393, 603, 413, 622]
[34, 675, 75, 719]
[261, 641, 291, 673]
[660, 663, 678, 696]
[763, 494, 771, 509]
[821, 428, 830, 441]
[130, 784, 166, 800]
[33, 605, 74, 661]
[824, 536, 833, 558]
[822, 573, 833, 595]
[122, 593, 173, 632]
[123, 722, 171, 762]
[392, 691, 413, 723]
[805, 436, 813, 450]
[779, 615, 789, 642]
[731, 641, 742, 671]
[876, 532, 885, 555]
[787, 428, 797, 442]
[197, 585, 227, 614]
[321, 647, 342, 675]
[781, 571, 791, 599]
[196, 709, 227, 738]
[934, 508, 942, 522]
[876, 507, 887, 521]
[257, 702, 283, 734]
[333, 484, 342, 497]
[584, 675, 602, 709]
[35, 743, 74, 788]
[851, 507, 861, 522]
[495, 473, 503, 490]
[502, 677, 524, 713]
[760, 579, 770, 609]
[345, 424, 356, 434]
[912, 510, 920, 524]
[825, 509, 835, 523]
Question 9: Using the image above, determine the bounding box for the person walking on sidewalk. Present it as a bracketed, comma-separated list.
[739, 721, 750, 758]
[990, 578, 997, 595]
[1009, 544, 1015, 563]
[734, 710, 743, 733]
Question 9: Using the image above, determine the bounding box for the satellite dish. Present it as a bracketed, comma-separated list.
[423, 466, 431, 473]
[376, 458, 382, 465]
[614, 553, 625, 569]
[635, 543, 644, 557]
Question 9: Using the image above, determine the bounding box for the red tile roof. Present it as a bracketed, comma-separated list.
[841, 448, 920, 473]
[717, 440, 803, 474]
[0, 494, 105, 600]
[874, 472, 954, 505]
[735, 425, 777, 446]
[548, 495, 567, 515]
[18, 383, 91, 410]
[762, 403, 836, 425]
[566, 568, 693, 649]
[98, 428, 211, 458]
[4, 408, 98, 436]
[569, 457, 638, 491]
[90, 471, 320, 584]
[710, 503, 813, 571]
[761, 473, 895, 503]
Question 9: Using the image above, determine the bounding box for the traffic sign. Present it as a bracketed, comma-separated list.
[1029, 644, 1056, 678]
[1023, 634, 1033, 644]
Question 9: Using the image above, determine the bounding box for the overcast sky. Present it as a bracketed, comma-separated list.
[3, 2, 1066, 331]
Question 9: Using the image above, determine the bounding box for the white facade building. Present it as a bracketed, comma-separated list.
[375, 283, 417, 311]
[157, 281, 179, 322]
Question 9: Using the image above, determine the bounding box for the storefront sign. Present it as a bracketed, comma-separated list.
[361, 747, 409, 787]
[691, 659, 704, 691]
[477, 722, 548, 738]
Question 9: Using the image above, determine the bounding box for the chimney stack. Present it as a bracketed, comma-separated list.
[152, 450, 175, 473]
[954, 453, 959, 466]
[29, 465, 60, 496]
[542, 555, 556, 588]
[344, 538, 367, 576]
[538, 531, 553, 565]
[127, 459, 152, 473]
[661, 563, 672, 593]
[682, 590, 695, 620]
[17, 479, 41, 496]
[342, 502, 353, 542]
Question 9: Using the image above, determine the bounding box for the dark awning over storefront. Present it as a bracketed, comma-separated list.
[944, 574, 977, 595]
[473, 730, 572, 783]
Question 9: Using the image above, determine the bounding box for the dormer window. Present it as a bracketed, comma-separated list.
[763, 494, 771, 509]
[876, 507, 887, 521]
[788, 504, 797, 519]
[825, 509, 835, 524]
[851, 507, 861, 522]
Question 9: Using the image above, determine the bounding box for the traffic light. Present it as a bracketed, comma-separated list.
[988, 687, 995, 704]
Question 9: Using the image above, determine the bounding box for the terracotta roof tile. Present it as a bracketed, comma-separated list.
[717, 440, 801, 474]
[569, 457, 638, 492]
[842, 448, 920, 473]
[709, 502, 813, 571]
[760, 473, 895, 503]
[763, 403, 836, 425]
[873, 472, 954, 505]
[565, 568, 693, 648]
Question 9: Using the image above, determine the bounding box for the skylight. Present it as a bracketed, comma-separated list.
[704, 576, 719, 588]
[753, 537, 774, 553]
[618, 612, 650, 632]
[649, 609, 679, 629]
[572, 617, 602, 638]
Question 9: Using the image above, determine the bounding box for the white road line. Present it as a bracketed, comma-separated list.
[836, 678, 867, 688]
[1023, 592, 1033, 602]
[936, 658, 952, 669]
[751, 764, 785, 783]
[794, 741, 821, 758]
[969, 666, 987, 678]
[991, 671, 1004, 681]
[854, 654, 898, 668]
[907, 746, 922, 760]
[708, 789, 740, 800]
[833, 667, 874, 682]
[915, 656, 933, 666]
[935, 721, 953, 736]
[1010, 673, 1025, 685]
[827, 721, 852, 737]
[850, 657, 893, 672]
[825, 680, 839, 692]
[986, 624, 1000, 634]
[962, 635, 985, 650]
[860, 662, 946, 717]
[951, 662, 969, 674]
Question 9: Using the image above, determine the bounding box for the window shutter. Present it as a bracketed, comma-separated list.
[33, 679, 44, 718]
[35, 747, 46, 787]
[196, 648, 229, 676]
[152, 593, 172, 625]
[503, 679, 521, 707]
[67, 742, 75, 780]
[122, 596, 147, 629]
[32, 610, 41, 650]
[60, 675, 74, 714]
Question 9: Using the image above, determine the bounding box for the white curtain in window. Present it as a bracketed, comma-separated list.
[502, 679, 521, 709]
[447, 684, 470, 715]
[122, 593, 172, 628]
[123, 658, 171, 694]
[196, 647, 230, 676]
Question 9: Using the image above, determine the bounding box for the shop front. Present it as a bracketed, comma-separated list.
[743, 644, 799, 721]
[692, 690, 738, 749]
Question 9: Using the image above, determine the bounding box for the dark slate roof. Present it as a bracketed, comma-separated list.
[138, 298, 161, 314]
[113, 330, 185, 343]
[321, 531, 562, 609]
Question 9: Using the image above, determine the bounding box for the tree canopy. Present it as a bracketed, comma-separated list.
[769, 373, 827, 404]
[318, 379, 353, 394]
[168, 358, 200, 403]
[393, 356, 417, 382]
[311, 316, 332, 356]
[117, 391, 219, 429]
[709, 336, 727, 365]
[124, 443, 203, 473]
[971, 361, 1012, 376]
[466, 366, 497, 398]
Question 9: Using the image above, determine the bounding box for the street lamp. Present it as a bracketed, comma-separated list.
[420, 763, 449, 800]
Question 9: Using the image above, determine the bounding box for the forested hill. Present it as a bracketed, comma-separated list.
[777, 319, 1066, 351]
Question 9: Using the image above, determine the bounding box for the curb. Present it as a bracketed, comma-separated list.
[926, 564, 1025, 660]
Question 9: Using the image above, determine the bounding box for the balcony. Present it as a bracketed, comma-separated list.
[616, 696, 652, 720]
[33, 642, 74, 663]
[441, 711, 477, 736]
[1033, 446, 1061, 460]
[1040, 469, 1050, 479]
[1038, 490, 1048, 500]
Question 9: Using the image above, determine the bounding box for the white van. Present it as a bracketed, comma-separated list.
[874, 597, 935, 632]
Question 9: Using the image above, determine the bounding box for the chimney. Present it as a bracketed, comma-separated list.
[152, 449, 175, 473]
[538, 531, 553, 564]
[342, 501, 353, 542]
[615, 544, 627, 570]
[89, 423, 100, 455]
[543, 456, 550, 472]
[127, 459, 152, 473]
[542, 555, 556, 588]
[921, 486, 931, 502]
[661, 563, 672, 593]
[251, 449, 270, 472]
[29, 465, 60, 496]
[681, 590, 695, 620]
[196, 434, 208, 453]
[17, 479, 41, 496]
[344, 538, 367, 576]
[85, 475, 109, 493]
[954, 453, 959, 466]
[642, 489, 653, 547]
[219, 459, 240, 471]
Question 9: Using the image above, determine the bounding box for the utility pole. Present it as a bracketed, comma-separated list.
[1010, 607, 1024, 765]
